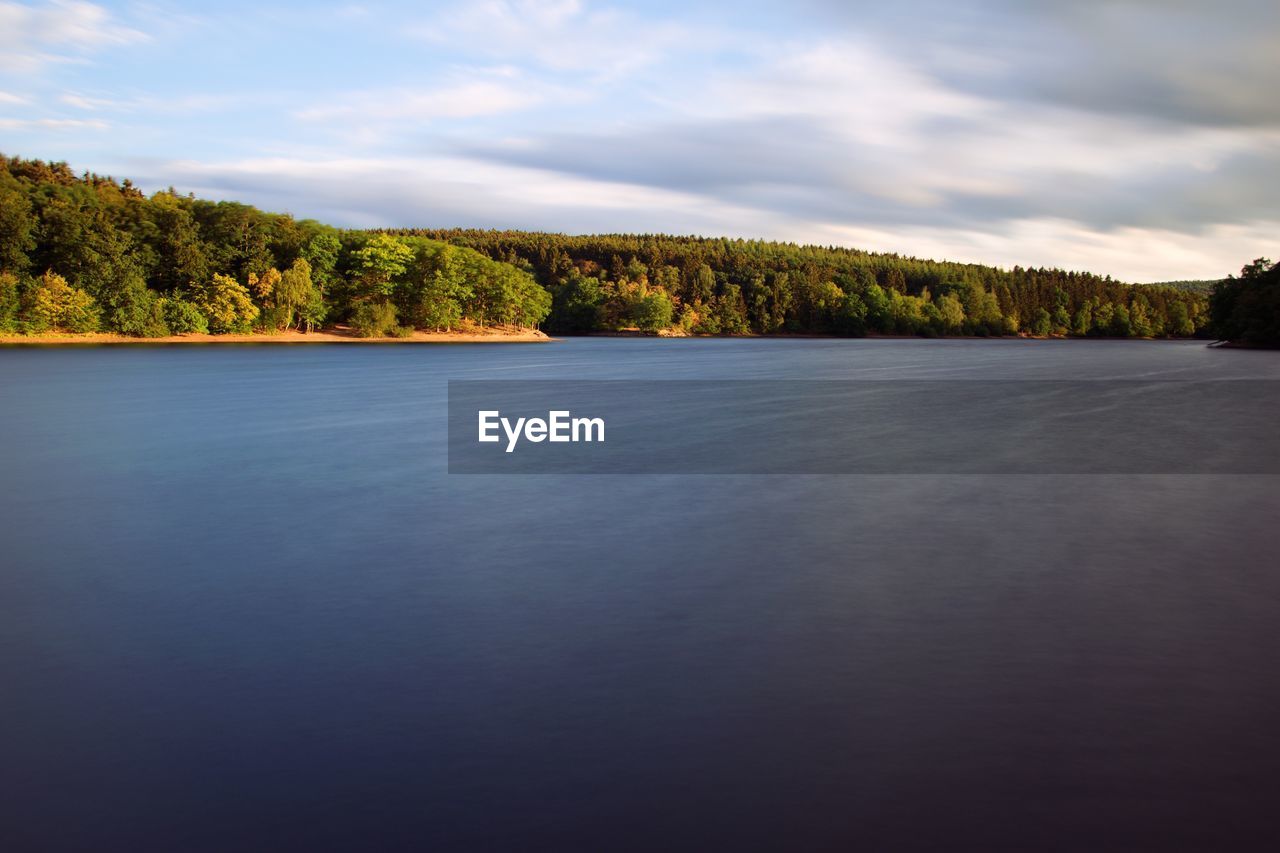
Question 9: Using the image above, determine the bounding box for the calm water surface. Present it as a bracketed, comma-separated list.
[1, 339, 1278, 851]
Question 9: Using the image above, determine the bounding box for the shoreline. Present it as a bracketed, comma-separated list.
[0, 327, 553, 346]
[586, 331, 1204, 342]
[0, 328, 1219, 347]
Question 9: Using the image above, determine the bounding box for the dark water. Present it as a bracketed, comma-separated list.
[1, 339, 1278, 852]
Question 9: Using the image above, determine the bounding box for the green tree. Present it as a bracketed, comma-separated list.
[862, 283, 891, 333]
[0, 271, 21, 331]
[691, 263, 716, 303]
[936, 294, 965, 335]
[301, 231, 342, 297]
[297, 287, 329, 333]
[1051, 305, 1071, 335]
[195, 273, 259, 333]
[146, 191, 208, 293]
[1210, 258, 1280, 345]
[1129, 293, 1154, 337]
[398, 243, 471, 331]
[712, 284, 749, 334]
[1167, 300, 1195, 337]
[1109, 303, 1132, 337]
[887, 289, 925, 334]
[25, 271, 100, 332]
[548, 271, 605, 333]
[161, 297, 209, 334]
[964, 286, 1004, 335]
[1031, 307, 1052, 337]
[1073, 302, 1093, 336]
[836, 292, 868, 336]
[273, 258, 318, 329]
[353, 234, 413, 299]
[1091, 302, 1115, 336]
[351, 301, 402, 337]
[0, 187, 35, 274]
[632, 291, 674, 332]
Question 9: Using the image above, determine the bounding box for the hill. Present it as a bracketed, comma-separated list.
[0, 154, 1207, 339]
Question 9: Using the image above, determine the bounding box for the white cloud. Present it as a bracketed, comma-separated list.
[0, 1, 146, 71]
[0, 116, 108, 129]
[131, 154, 778, 233]
[448, 35, 1278, 279]
[12, 1, 1272, 283]
[295, 74, 565, 123]
[60, 92, 115, 109]
[804, 218, 1276, 283]
[56, 91, 250, 114]
[411, 0, 688, 76]
[123, 153, 1274, 281]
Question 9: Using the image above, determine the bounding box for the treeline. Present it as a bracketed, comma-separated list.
[0, 153, 1215, 340]
[0, 155, 549, 337]
[398, 229, 1210, 338]
[1209, 259, 1280, 346]
[1148, 280, 1218, 294]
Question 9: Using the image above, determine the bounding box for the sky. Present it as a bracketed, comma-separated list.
[1, 0, 1277, 282]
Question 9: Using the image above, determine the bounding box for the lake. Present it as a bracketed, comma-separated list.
[1, 338, 1278, 851]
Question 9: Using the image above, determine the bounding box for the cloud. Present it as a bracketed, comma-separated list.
[118, 153, 1273, 281]
[0, 1, 146, 71]
[458, 39, 1280, 236]
[126, 154, 780, 234]
[59, 92, 115, 109]
[410, 0, 688, 76]
[804, 0, 1280, 128]
[294, 71, 576, 123]
[7, 0, 1274, 283]
[807, 218, 1280, 284]
[55, 90, 275, 116]
[0, 116, 108, 129]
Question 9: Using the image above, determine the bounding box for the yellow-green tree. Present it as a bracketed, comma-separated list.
[196, 273, 259, 333]
[276, 258, 319, 330]
[354, 234, 413, 299]
[936, 293, 966, 334]
[26, 271, 100, 332]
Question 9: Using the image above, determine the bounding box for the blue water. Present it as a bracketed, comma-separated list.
[1, 338, 1278, 852]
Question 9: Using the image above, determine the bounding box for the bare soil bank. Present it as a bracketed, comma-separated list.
[0, 326, 552, 346]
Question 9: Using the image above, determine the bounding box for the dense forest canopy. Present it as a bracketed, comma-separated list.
[1209, 259, 1280, 347]
[0, 154, 1214, 340]
[1146, 280, 1219, 294]
[0, 155, 549, 338]
[398, 229, 1211, 339]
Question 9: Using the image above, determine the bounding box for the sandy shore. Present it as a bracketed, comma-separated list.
[0, 327, 553, 346]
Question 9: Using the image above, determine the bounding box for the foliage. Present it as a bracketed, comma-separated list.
[350, 301, 402, 337]
[1210, 258, 1280, 346]
[1031, 307, 1052, 337]
[196, 273, 259, 334]
[25, 271, 100, 332]
[0, 187, 35, 274]
[401, 228, 1211, 340]
[0, 272, 20, 331]
[632, 290, 674, 332]
[353, 234, 414, 299]
[161, 297, 209, 334]
[0, 152, 1220, 341]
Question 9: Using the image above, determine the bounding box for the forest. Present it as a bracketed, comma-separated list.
[1208, 258, 1280, 347]
[1, 154, 1213, 340]
[0, 155, 550, 338]
[405, 229, 1212, 339]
